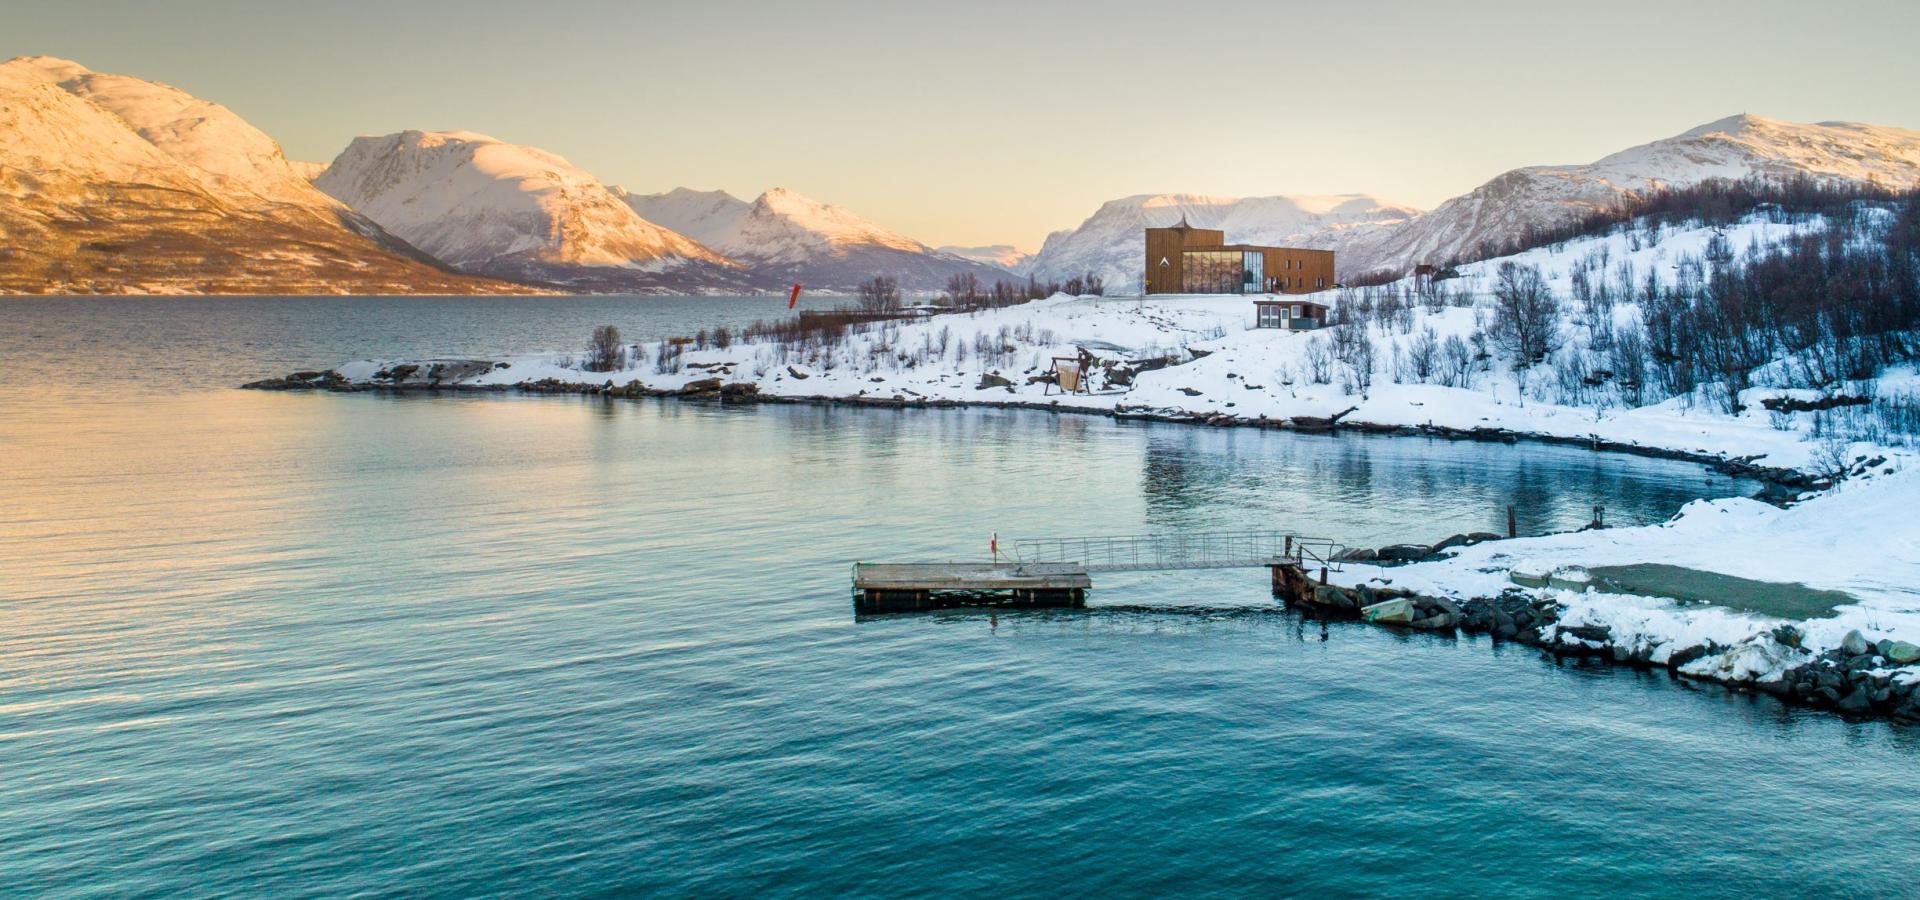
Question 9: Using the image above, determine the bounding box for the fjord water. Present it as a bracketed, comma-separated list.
[3, 296, 1917, 897]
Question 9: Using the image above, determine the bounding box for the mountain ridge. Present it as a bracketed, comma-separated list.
[0, 56, 520, 295]
[313, 130, 766, 293]
[622, 186, 1016, 291]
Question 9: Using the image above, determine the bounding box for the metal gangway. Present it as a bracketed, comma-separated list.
[1009, 531, 1344, 574]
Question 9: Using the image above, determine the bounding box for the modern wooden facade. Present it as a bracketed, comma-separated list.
[1144, 219, 1334, 296]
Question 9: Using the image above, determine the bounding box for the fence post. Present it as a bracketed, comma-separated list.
[1507, 505, 1517, 539]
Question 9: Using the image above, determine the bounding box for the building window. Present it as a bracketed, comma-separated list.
[1182, 250, 1241, 294]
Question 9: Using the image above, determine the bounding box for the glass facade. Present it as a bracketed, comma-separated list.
[1181, 250, 1242, 294]
[1177, 247, 1324, 295]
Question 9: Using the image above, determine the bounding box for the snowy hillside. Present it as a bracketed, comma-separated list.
[0, 56, 512, 295]
[316, 132, 764, 293]
[1025, 193, 1420, 290]
[1340, 114, 1920, 276]
[622, 186, 1016, 291]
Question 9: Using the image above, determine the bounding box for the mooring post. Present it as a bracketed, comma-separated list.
[1507, 504, 1517, 538]
[1319, 566, 1328, 585]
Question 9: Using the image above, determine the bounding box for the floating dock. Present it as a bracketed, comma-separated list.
[852, 563, 1090, 612]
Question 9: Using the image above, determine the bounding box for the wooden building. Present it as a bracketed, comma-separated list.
[1145, 218, 1334, 295]
[1254, 298, 1330, 330]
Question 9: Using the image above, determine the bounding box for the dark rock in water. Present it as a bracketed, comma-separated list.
[720, 383, 759, 401]
[1312, 584, 1358, 610]
[681, 378, 723, 395]
[1562, 624, 1612, 643]
[243, 369, 350, 391]
[1836, 688, 1872, 713]
[1376, 544, 1431, 562]
[1667, 644, 1712, 669]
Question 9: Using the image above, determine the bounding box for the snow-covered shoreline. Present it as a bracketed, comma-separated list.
[245, 351, 1920, 721]
[243, 213, 1920, 721]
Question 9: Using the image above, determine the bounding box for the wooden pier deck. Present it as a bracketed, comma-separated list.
[851, 532, 1344, 614]
[852, 563, 1090, 612]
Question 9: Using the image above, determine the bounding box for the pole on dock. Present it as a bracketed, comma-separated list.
[1507, 505, 1517, 539]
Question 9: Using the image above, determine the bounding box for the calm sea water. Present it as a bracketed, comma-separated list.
[2, 296, 1916, 898]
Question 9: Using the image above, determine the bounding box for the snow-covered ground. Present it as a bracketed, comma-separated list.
[305, 212, 1920, 697]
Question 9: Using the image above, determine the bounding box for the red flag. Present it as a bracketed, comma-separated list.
[787, 283, 803, 309]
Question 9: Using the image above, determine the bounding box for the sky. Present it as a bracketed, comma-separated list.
[10, 0, 1920, 250]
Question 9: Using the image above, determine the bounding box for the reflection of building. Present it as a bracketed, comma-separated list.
[1144, 218, 1334, 295]
[1254, 299, 1329, 330]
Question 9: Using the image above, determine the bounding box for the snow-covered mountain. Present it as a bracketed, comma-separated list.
[1026, 116, 1920, 287]
[0, 56, 512, 295]
[1339, 114, 1920, 276]
[316, 132, 765, 293]
[612, 187, 750, 248]
[1026, 194, 1421, 290]
[936, 245, 1033, 275]
[621, 187, 1015, 291]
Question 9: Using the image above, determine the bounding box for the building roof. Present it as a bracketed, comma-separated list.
[1253, 298, 1329, 309]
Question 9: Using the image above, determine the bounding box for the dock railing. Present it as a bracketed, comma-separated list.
[1010, 531, 1342, 574]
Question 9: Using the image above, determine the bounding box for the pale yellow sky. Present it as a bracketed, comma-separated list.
[12, 0, 1920, 249]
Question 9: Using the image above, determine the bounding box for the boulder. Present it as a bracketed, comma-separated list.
[1842, 630, 1871, 655]
[1466, 532, 1504, 544]
[786, 366, 810, 379]
[1836, 688, 1872, 713]
[681, 378, 723, 395]
[1546, 567, 1594, 593]
[1508, 562, 1553, 588]
[1428, 534, 1472, 554]
[1561, 623, 1612, 643]
[1312, 584, 1358, 610]
[1881, 641, 1920, 664]
[1376, 544, 1431, 562]
[1667, 644, 1713, 669]
[1333, 547, 1379, 563]
[1361, 597, 1415, 625]
[978, 373, 1013, 389]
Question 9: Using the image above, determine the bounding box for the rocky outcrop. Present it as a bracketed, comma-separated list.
[1273, 569, 1920, 723]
